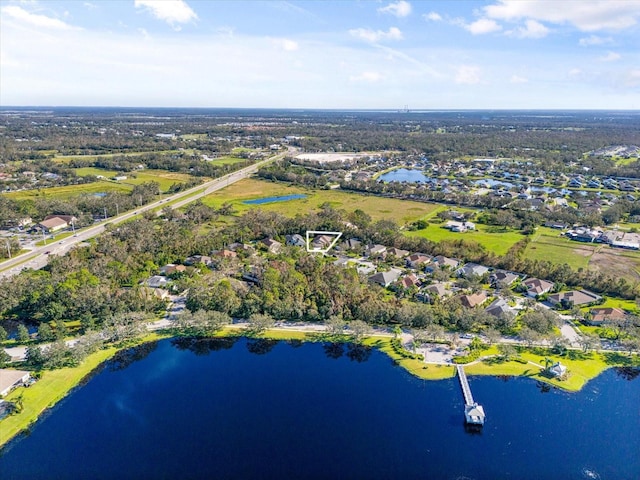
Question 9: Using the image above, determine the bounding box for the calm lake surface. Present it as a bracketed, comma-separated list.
[378, 168, 431, 183]
[1, 338, 638, 480]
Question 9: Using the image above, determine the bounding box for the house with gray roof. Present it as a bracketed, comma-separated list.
[485, 298, 514, 318]
[457, 263, 490, 278]
[369, 268, 402, 287]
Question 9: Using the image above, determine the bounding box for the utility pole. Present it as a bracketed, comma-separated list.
[116, 203, 119, 216]
[42, 228, 47, 245]
[5, 239, 11, 259]
[104, 207, 107, 220]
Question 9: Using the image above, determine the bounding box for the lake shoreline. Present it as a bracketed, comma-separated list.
[1, 327, 637, 449]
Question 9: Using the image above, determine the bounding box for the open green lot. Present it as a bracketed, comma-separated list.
[207, 156, 248, 165]
[73, 167, 198, 192]
[2, 181, 132, 200]
[0, 347, 119, 447]
[53, 150, 182, 164]
[202, 178, 441, 224]
[524, 227, 592, 269]
[406, 223, 525, 256]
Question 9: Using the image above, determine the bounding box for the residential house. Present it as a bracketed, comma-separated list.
[459, 291, 488, 308]
[214, 249, 237, 259]
[369, 268, 402, 287]
[406, 253, 431, 269]
[285, 234, 306, 248]
[432, 255, 460, 269]
[159, 264, 187, 276]
[366, 244, 387, 258]
[485, 298, 514, 318]
[184, 255, 212, 266]
[387, 247, 409, 258]
[145, 275, 169, 288]
[457, 263, 490, 278]
[489, 271, 519, 287]
[399, 273, 420, 289]
[445, 220, 475, 232]
[522, 278, 554, 297]
[343, 238, 362, 251]
[424, 283, 450, 298]
[548, 290, 602, 308]
[311, 234, 335, 250]
[262, 238, 282, 254]
[587, 307, 626, 326]
[0, 370, 31, 397]
[549, 362, 567, 378]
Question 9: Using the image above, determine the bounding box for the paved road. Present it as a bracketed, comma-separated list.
[0, 153, 283, 280]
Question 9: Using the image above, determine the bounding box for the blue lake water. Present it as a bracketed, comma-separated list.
[243, 194, 307, 204]
[378, 168, 431, 183]
[1, 338, 638, 479]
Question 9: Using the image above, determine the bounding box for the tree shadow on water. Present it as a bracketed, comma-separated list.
[246, 338, 279, 355]
[346, 343, 371, 363]
[172, 337, 239, 356]
[323, 342, 345, 360]
[109, 341, 158, 370]
[614, 366, 640, 381]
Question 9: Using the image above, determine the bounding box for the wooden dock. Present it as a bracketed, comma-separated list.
[456, 365, 485, 426]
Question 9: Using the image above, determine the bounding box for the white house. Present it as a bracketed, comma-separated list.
[0, 369, 31, 397]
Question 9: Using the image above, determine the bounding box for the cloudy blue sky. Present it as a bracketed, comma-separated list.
[1, 0, 639, 109]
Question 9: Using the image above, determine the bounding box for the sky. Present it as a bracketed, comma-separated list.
[1, 0, 639, 109]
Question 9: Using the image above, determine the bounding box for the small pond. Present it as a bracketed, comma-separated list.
[243, 194, 307, 205]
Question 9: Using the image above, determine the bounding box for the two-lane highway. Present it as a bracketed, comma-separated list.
[0, 153, 283, 279]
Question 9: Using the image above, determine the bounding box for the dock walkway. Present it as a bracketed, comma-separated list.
[456, 365, 485, 426]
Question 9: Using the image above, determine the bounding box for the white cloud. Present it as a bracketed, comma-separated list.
[423, 12, 442, 22]
[510, 75, 528, 84]
[134, 0, 197, 27]
[624, 69, 640, 87]
[349, 27, 403, 43]
[272, 38, 299, 51]
[484, 0, 640, 32]
[568, 68, 582, 76]
[455, 65, 481, 85]
[1, 5, 75, 30]
[599, 51, 621, 62]
[464, 18, 502, 35]
[378, 1, 412, 18]
[349, 71, 383, 83]
[507, 19, 549, 38]
[579, 35, 613, 46]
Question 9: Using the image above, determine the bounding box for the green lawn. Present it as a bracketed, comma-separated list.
[72, 167, 199, 192]
[0, 347, 119, 447]
[2, 181, 131, 200]
[208, 156, 248, 165]
[523, 227, 592, 269]
[53, 150, 182, 164]
[202, 178, 441, 224]
[406, 223, 525, 256]
[73, 166, 120, 177]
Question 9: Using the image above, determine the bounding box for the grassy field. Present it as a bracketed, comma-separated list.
[2, 181, 131, 200]
[0, 347, 119, 447]
[202, 178, 441, 224]
[72, 167, 198, 192]
[208, 156, 249, 165]
[524, 227, 593, 269]
[53, 150, 182, 164]
[406, 224, 525, 256]
[524, 227, 640, 280]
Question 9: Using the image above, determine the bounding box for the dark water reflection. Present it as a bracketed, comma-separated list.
[1, 338, 638, 480]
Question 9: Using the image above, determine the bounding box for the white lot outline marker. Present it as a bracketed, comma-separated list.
[305, 230, 343, 253]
